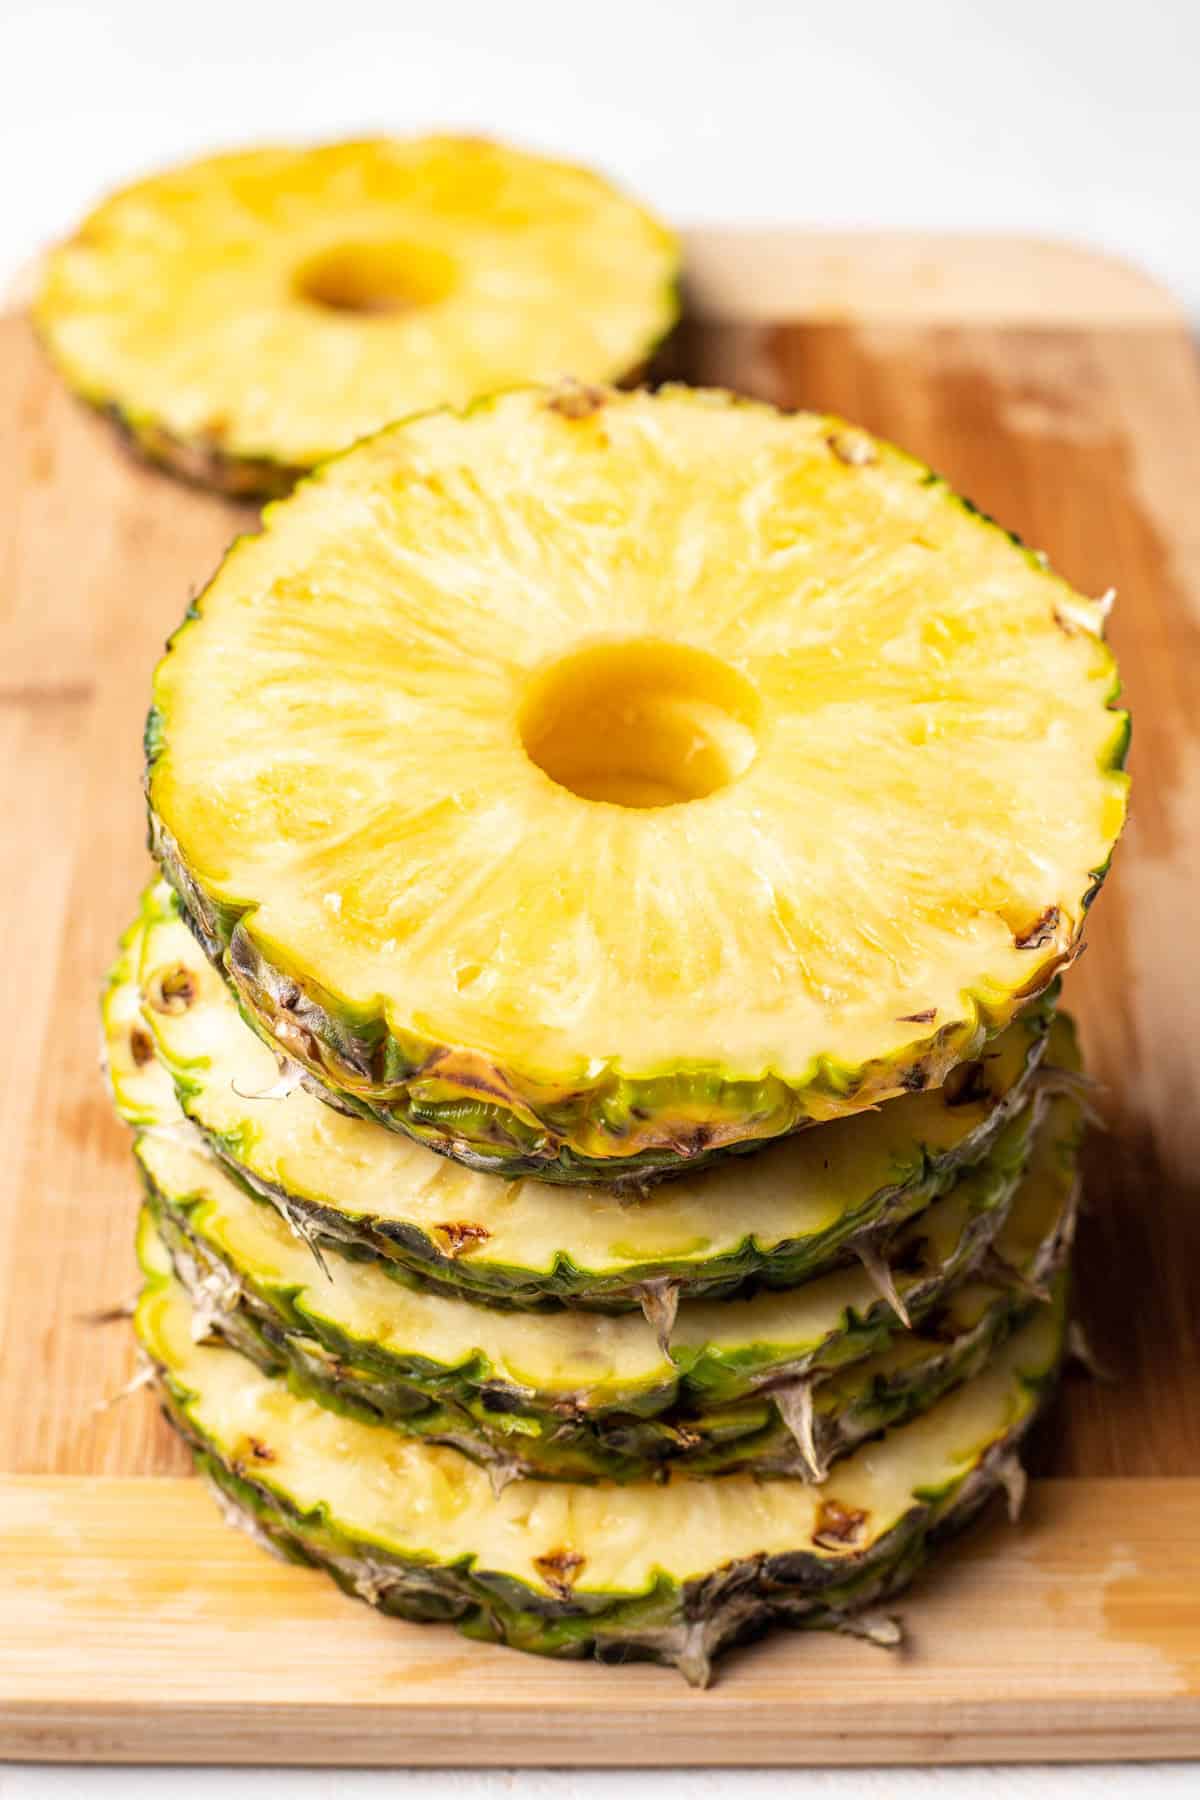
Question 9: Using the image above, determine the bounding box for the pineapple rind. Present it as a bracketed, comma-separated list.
[145, 386, 1128, 1180]
[135, 1107, 1030, 1454]
[143, 1072, 1076, 1480]
[110, 889, 1080, 1478]
[122, 887, 1056, 1304]
[189, 1420, 1041, 1681]
[135, 1238, 1065, 1682]
[101, 403, 303, 500]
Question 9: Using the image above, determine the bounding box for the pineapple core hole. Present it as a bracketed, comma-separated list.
[518, 640, 762, 808]
[294, 242, 457, 316]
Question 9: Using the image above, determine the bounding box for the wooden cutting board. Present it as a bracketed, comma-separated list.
[1, 231, 1198, 1766]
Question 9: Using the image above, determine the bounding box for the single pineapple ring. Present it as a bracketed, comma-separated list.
[33, 138, 677, 496]
[147, 386, 1128, 1180]
[138, 1224, 1065, 1684]
[113, 887, 1056, 1305]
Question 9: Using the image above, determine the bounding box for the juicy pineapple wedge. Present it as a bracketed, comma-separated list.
[116, 885, 1054, 1306]
[146, 386, 1126, 1181]
[34, 138, 677, 496]
[137, 1221, 1066, 1683]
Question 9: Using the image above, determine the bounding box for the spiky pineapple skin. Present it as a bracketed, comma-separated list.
[193, 1113, 1033, 1308]
[148, 1357, 1058, 1685]
[132, 1189, 1067, 1683]
[135, 1073, 1067, 1484]
[159, 1186, 1054, 1484]
[139, 1126, 1028, 1395]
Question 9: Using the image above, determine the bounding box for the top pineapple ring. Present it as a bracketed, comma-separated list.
[32, 137, 678, 496]
[147, 385, 1128, 1182]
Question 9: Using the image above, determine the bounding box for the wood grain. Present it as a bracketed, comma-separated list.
[1, 230, 1198, 1762]
[2, 1476, 1197, 1764]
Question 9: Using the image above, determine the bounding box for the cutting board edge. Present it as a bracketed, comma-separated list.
[3, 1474, 1199, 1765]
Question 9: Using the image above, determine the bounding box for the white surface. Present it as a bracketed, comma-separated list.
[2, 0, 1195, 1792]
[3, 0, 1199, 314]
[2, 1769, 1198, 1798]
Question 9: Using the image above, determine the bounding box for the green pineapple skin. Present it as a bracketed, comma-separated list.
[192, 1435, 1030, 1683]
[128, 881, 1057, 1305]
[161, 1193, 1049, 1484]
[135, 1085, 1063, 1483]
[140, 1107, 1032, 1406]
[143, 1290, 1065, 1686]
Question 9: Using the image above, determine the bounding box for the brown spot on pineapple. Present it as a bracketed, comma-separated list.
[813, 1498, 870, 1550]
[942, 1059, 992, 1108]
[129, 1026, 155, 1067]
[433, 1220, 491, 1258]
[826, 429, 877, 467]
[1014, 905, 1063, 950]
[546, 382, 607, 420]
[145, 965, 197, 1015]
[230, 1435, 277, 1479]
[898, 1009, 937, 1025]
[533, 1547, 587, 1596]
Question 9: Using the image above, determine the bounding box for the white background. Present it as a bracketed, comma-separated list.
[2, 0, 1196, 1794]
[3, 0, 1200, 313]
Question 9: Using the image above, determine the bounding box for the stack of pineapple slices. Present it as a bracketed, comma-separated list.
[105, 384, 1126, 1683]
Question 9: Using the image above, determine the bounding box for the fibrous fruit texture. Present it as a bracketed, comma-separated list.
[34, 139, 678, 495]
[145, 385, 1126, 1179]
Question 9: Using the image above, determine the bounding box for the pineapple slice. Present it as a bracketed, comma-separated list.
[34, 139, 677, 495]
[138, 1076, 1076, 1484]
[137, 1222, 1065, 1683]
[134, 1113, 1033, 1459]
[107, 910, 1078, 1483]
[146, 386, 1127, 1178]
[115, 887, 1055, 1305]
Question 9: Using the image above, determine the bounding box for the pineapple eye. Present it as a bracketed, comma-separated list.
[145, 964, 197, 1015]
[517, 639, 762, 809]
[293, 241, 457, 317]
